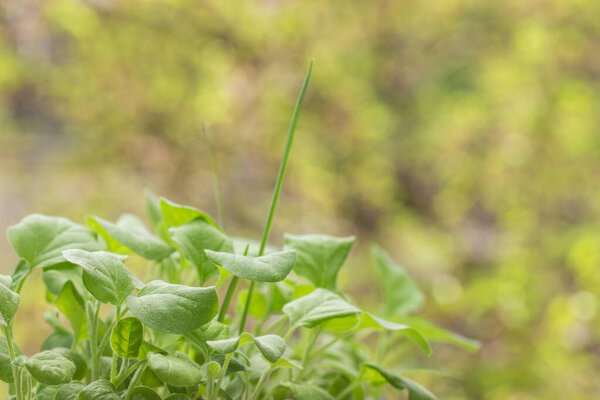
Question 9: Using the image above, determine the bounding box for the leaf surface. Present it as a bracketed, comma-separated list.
[362, 363, 437, 400]
[79, 379, 119, 400]
[207, 333, 286, 363]
[205, 250, 296, 282]
[147, 351, 203, 387]
[278, 382, 335, 400]
[24, 350, 75, 385]
[283, 288, 360, 328]
[0, 283, 19, 327]
[111, 317, 144, 358]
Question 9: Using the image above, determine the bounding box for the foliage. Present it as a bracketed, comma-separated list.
[0, 65, 475, 399]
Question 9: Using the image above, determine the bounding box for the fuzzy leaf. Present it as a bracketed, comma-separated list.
[50, 347, 87, 380]
[41, 263, 82, 296]
[63, 250, 133, 305]
[111, 317, 144, 358]
[54, 281, 86, 341]
[88, 214, 174, 260]
[147, 352, 203, 387]
[0, 336, 21, 383]
[79, 379, 119, 400]
[170, 219, 234, 284]
[54, 381, 84, 400]
[0, 283, 19, 327]
[284, 234, 355, 289]
[283, 288, 361, 328]
[362, 363, 437, 400]
[130, 385, 161, 400]
[278, 382, 335, 400]
[207, 333, 286, 363]
[24, 351, 75, 385]
[7, 214, 104, 270]
[205, 250, 296, 283]
[373, 246, 424, 316]
[127, 280, 218, 334]
[159, 197, 220, 230]
[357, 313, 430, 355]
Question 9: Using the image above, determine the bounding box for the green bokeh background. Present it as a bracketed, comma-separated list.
[1, 0, 600, 398]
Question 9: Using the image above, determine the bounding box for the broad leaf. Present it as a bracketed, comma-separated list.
[0, 283, 19, 327]
[0, 336, 21, 383]
[36, 385, 61, 400]
[79, 379, 119, 400]
[278, 382, 335, 400]
[147, 352, 203, 387]
[88, 214, 174, 260]
[284, 234, 355, 289]
[390, 316, 480, 352]
[54, 381, 84, 400]
[205, 250, 296, 282]
[54, 281, 86, 341]
[24, 350, 75, 385]
[127, 280, 218, 334]
[111, 317, 144, 358]
[7, 214, 104, 270]
[170, 219, 234, 284]
[207, 333, 286, 363]
[373, 246, 424, 316]
[159, 197, 220, 230]
[41, 330, 74, 351]
[51, 347, 87, 380]
[283, 288, 360, 328]
[137, 341, 167, 361]
[362, 363, 437, 400]
[130, 386, 161, 400]
[357, 313, 430, 355]
[63, 250, 133, 305]
[41, 263, 82, 296]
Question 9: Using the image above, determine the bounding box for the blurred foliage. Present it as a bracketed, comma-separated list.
[1, 0, 600, 398]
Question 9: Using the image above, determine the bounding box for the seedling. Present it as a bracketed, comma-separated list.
[0, 62, 477, 399]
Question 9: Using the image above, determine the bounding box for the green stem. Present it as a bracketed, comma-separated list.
[241, 60, 314, 334]
[219, 244, 249, 323]
[123, 365, 147, 400]
[249, 365, 274, 400]
[297, 327, 321, 379]
[86, 301, 100, 380]
[238, 281, 255, 335]
[210, 352, 232, 400]
[204, 124, 225, 228]
[114, 360, 145, 389]
[3, 324, 22, 400]
[110, 306, 122, 384]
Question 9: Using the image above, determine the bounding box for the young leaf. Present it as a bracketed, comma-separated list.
[24, 350, 76, 385]
[50, 347, 87, 380]
[147, 352, 203, 387]
[0, 283, 19, 327]
[170, 219, 234, 284]
[79, 379, 119, 400]
[111, 317, 144, 358]
[36, 385, 61, 400]
[207, 333, 286, 363]
[8, 259, 30, 291]
[130, 386, 161, 400]
[278, 382, 335, 400]
[284, 234, 355, 290]
[54, 281, 87, 341]
[88, 214, 174, 260]
[137, 341, 167, 361]
[7, 214, 104, 270]
[0, 336, 21, 383]
[389, 316, 480, 352]
[63, 250, 134, 305]
[54, 381, 85, 400]
[357, 313, 431, 355]
[204, 250, 297, 282]
[362, 363, 437, 400]
[126, 280, 218, 334]
[373, 245, 424, 316]
[283, 288, 361, 328]
[159, 197, 220, 231]
[41, 263, 83, 296]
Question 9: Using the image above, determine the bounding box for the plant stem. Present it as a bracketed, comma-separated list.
[210, 352, 232, 400]
[297, 327, 321, 379]
[218, 244, 250, 323]
[3, 324, 22, 400]
[238, 281, 255, 335]
[250, 366, 274, 400]
[204, 124, 225, 228]
[114, 360, 145, 389]
[240, 60, 314, 334]
[86, 300, 100, 380]
[110, 306, 122, 384]
[123, 365, 147, 400]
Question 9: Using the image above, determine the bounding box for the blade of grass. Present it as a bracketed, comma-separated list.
[238, 60, 314, 335]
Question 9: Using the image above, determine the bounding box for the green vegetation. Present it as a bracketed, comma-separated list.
[0, 66, 473, 399]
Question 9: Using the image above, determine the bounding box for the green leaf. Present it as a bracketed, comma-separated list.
[8, 259, 29, 291]
[36, 385, 61, 400]
[0, 275, 11, 287]
[170, 219, 234, 284]
[137, 341, 167, 361]
[373, 245, 424, 316]
[284, 234, 355, 290]
[78, 379, 119, 400]
[0, 336, 21, 383]
[283, 288, 361, 328]
[206, 360, 221, 379]
[127, 280, 218, 334]
[163, 395, 191, 400]
[7, 214, 104, 270]
[357, 313, 431, 355]
[207, 333, 286, 363]
[390, 316, 480, 352]
[211, 354, 247, 374]
[362, 363, 437, 400]
[54, 381, 85, 400]
[130, 386, 162, 400]
[41, 330, 74, 351]
[24, 350, 76, 385]
[0, 283, 19, 327]
[205, 250, 296, 282]
[54, 281, 86, 341]
[88, 214, 174, 260]
[159, 197, 220, 231]
[278, 382, 335, 400]
[63, 250, 133, 305]
[111, 317, 144, 358]
[42, 263, 83, 296]
[147, 351, 203, 387]
[50, 347, 87, 380]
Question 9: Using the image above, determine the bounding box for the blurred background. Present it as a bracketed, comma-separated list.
[1, 0, 600, 398]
